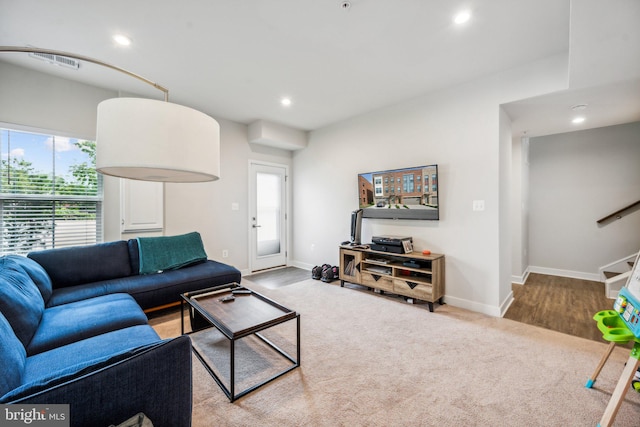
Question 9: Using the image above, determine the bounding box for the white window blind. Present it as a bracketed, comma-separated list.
[0, 128, 103, 255]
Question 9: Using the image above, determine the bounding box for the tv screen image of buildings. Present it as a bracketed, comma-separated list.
[358, 165, 439, 220]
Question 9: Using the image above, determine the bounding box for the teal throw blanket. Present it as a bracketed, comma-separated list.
[137, 232, 208, 274]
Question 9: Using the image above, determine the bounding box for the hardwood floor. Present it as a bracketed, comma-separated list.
[243, 268, 616, 343]
[504, 273, 615, 342]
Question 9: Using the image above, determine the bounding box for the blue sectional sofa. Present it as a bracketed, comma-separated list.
[0, 234, 242, 426]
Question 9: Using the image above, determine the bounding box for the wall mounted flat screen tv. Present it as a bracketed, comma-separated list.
[358, 164, 439, 220]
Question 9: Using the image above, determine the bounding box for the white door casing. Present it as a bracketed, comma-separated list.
[249, 162, 287, 272]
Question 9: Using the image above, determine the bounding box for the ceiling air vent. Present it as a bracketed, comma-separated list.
[29, 51, 80, 70]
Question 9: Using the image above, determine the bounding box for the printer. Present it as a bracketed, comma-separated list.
[370, 235, 413, 254]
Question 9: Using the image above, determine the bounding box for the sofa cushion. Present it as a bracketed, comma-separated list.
[0, 257, 45, 348]
[2, 325, 161, 402]
[0, 311, 26, 398]
[27, 241, 132, 289]
[45, 281, 109, 308]
[137, 232, 207, 274]
[127, 260, 241, 309]
[7, 255, 53, 303]
[26, 293, 149, 356]
[45, 259, 241, 309]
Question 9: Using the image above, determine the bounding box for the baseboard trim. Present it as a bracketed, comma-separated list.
[500, 290, 515, 317]
[289, 260, 314, 271]
[511, 268, 530, 285]
[242, 261, 313, 277]
[528, 266, 600, 282]
[444, 295, 502, 317]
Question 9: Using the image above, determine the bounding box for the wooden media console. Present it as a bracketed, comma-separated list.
[339, 245, 445, 312]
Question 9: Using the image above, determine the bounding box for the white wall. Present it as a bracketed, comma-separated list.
[0, 61, 114, 139]
[291, 55, 568, 316]
[528, 121, 640, 279]
[498, 106, 513, 311]
[510, 136, 530, 284]
[164, 118, 293, 273]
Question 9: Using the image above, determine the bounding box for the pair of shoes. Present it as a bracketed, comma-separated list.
[312, 264, 331, 280]
[321, 266, 339, 283]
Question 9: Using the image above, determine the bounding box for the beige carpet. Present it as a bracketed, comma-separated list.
[149, 279, 640, 426]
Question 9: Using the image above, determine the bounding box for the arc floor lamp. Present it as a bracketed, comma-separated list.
[0, 46, 220, 183]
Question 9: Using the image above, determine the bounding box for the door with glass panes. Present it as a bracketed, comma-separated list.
[249, 162, 287, 271]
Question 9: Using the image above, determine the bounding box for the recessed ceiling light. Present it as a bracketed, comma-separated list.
[572, 116, 585, 124]
[281, 97, 292, 107]
[454, 10, 471, 25]
[571, 104, 588, 111]
[113, 34, 132, 46]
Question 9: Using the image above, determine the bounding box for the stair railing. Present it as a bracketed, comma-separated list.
[599, 252, 638, 298]
[599, 252, 638, 279]
[597, 199, 640, 225]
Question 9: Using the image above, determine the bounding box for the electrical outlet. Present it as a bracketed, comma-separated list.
[222, 249, 229, 258]
[472, 200, 485, 211]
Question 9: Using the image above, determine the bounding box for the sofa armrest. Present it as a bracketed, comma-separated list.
[7, 335, 192, 427]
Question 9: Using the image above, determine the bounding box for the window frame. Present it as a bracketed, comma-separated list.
[0, 124, 104, 255]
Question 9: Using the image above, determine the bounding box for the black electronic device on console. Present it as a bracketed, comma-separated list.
[370, 235, 413, 254]
[350, 209, 363, 245]
[402, 261, 421, 268]
[342, 209, 363, 246]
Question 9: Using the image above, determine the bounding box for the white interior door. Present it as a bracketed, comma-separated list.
[249, 162, 287, 272]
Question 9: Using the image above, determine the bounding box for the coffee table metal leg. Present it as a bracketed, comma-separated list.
[297, 314, 301, 365]
[180, 300, 185, 335]
[297, 314, 300, 366]
[230, 338, 235, 402]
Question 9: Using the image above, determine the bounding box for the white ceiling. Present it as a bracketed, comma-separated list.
[1, 0, 639, 136]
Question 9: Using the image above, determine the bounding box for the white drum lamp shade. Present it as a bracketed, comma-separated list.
[96, 98, 220, 182]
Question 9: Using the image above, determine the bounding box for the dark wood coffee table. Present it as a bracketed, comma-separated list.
[180, 283, 300, 402]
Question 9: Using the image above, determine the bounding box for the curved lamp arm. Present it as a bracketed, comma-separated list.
[0, 45, 169, 101]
